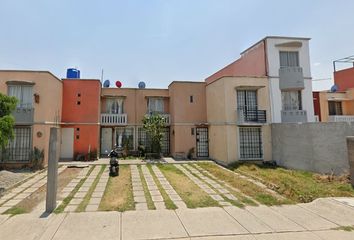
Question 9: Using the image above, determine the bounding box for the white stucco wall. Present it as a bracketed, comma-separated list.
[265, 37, 314, 123]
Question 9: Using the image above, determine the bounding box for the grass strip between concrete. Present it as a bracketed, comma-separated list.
[157, 164, 219, 208]
[197, 163, 289, 206]
[54, 165, 95, 214]
[137, 165, 156, 210]
[98, 165, 135, 212]
[183, 164, 245, 208]
[147, 164, 177, 210]
[76, 165, 106, 212]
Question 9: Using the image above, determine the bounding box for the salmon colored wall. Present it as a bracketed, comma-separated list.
[168, 82, 207, 156]
[62, 79, 101, 123]
[0, 71, 62, 166]
[169, 82, 207, 123]
[334, 67, 354, 91]
[205, 41, 267, 84]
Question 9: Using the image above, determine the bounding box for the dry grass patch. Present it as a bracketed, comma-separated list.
[147, 164, 177, 210]
[5, 167, 81, 215]
[197, 163, 290, 206]
[233, 163, 354, 203]
[158, 164, 219, 208]
[137, 165, 155, 210]
[98, 165, 134, 211]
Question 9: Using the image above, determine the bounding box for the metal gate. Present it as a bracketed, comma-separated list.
[1, 127, 32, 162]
[196, 127, 209, 157]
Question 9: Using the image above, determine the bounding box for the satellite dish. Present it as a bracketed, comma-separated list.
[115, 81, 122, 88]
[330, 84, 338, 92]
[138, 81, 146, 89]
[103, 80, 110, 88]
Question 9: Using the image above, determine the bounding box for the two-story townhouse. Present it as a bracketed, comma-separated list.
[169, 81, 208, 158]
[0, 71, 62, 168]
[100, 87, 171, 156]
[205, 36, 314, 165]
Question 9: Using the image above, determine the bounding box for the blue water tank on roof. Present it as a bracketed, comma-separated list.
[66, 68, 80, 78]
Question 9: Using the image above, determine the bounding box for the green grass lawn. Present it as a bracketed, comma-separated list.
[231, 163, 354, 203]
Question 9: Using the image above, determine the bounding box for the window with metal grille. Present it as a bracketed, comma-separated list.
[116, 127, 134, 149]
[138, 127, 170, 155]
[1, 127, 32, 162]
[279, 51, 299, 67]
[239, 127, 263, 159]
[328, 101, 342, 115]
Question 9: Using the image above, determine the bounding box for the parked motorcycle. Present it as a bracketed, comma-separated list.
[108, 147, 121, 176]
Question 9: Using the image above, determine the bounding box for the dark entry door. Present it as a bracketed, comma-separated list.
[196, 127, 209, 158]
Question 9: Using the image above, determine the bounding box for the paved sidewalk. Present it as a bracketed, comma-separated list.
[1, 198, 354, 240]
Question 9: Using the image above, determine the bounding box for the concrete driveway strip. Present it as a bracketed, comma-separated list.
[191, 236, 257, 240]
[0, 213, 61, 240]
[122, 210, 188, 240]
[254, 231, 322, 240]
[300, 198, 354, 226]
[245, 205, 304, 232]
[314, 230, 354, 240]
[51, 212, 120, 240]
[176, 207, 248, 237]
[270, 204, 338, 230]
[0, 214, 9, 225]
[223, 206, 273, 234]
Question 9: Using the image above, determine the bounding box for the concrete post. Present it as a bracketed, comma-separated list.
[46, 128, 59, 213]
[346, 136, 354, 187]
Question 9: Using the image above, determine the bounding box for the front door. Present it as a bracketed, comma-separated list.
[196, 127, 209, 158]
[101, 128, 113, 155]
[60, 128, 74, 159]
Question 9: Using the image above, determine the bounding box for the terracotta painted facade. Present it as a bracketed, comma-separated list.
[61, 79, 101, 160]
[334, 67, 354, 92]
[313, 67, 354, 122]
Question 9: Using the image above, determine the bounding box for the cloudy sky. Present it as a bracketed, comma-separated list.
[1, 0, 354, 90]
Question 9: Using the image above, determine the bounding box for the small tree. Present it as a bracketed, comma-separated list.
[142, 114, 166, 158]
[0, 93, 18, 149]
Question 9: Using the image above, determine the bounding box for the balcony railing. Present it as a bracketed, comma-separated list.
[237, 109, 266, 125]
[279, 66, 304, 90]
[12, 107, 34, 124]
[145, 113, 171, 125]
[328, 115, 354, 122]
[101, 113, 127, 125]
[281, 110, 307, 123]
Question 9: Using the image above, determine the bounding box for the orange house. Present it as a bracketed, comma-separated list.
[61, 79, 101, 160]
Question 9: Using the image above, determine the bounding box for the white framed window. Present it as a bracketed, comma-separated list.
[281, 90, 302, 111]
[8, 85, 33, 108]
[106, 98, 124, 114]
[147, 98, 164, 113]
[279, 51, 299, 67]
